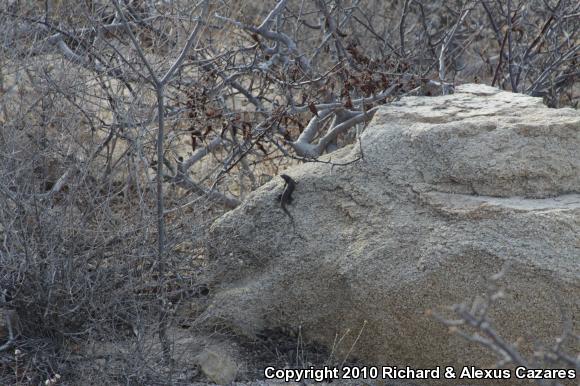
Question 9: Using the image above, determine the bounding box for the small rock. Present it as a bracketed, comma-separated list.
[195, 346, 238, 385]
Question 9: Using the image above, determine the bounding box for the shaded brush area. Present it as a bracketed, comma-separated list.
[0, 0, 578, 384]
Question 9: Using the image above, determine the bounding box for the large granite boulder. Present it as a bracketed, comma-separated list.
[204, 84, 579, 373]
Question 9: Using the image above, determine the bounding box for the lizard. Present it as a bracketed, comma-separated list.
[278, 174, 305, 241]
[278, 174, 304, 240]
[279, 174, 296, 220]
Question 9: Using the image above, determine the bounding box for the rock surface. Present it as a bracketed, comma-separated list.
[205, 84, 580, 373]
[195, 345, 239, 385]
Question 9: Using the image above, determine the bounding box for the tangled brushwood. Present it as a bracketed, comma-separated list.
[0, 0, 578, 384]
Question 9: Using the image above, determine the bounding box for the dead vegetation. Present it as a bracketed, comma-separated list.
[0, 0, 578, 384]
